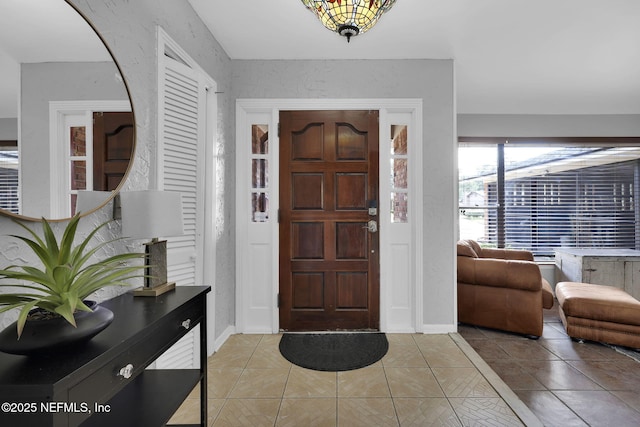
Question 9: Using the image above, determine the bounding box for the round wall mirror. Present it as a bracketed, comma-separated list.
[0, 0, 134, 221]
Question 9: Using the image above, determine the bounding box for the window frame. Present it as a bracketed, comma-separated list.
[458, 136, 640, 257]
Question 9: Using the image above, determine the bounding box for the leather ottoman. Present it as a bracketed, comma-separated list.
[556, 282, 640, 349]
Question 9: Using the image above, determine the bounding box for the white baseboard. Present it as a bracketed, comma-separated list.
[384, 328, 417, 334]
[213, 325, 236, 352]
[421, 324, 458, 334]
[242, 328, 278, 334]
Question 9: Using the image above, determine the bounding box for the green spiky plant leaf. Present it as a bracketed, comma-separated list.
[0, 214, 147, 338]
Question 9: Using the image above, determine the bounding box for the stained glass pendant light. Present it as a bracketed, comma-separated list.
[301, 0, 397, 42]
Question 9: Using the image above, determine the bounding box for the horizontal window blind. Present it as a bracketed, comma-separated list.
[0, 146, 19, 214]
[459, 142, 640, 256]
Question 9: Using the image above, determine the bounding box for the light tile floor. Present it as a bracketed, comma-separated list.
[169, 333, 530, 426]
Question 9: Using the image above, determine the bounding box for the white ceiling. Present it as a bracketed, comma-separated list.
[188, 0, 640, 115]
[2, 1, 638, 118]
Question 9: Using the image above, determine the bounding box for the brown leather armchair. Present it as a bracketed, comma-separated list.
[457, 239, 554, 337]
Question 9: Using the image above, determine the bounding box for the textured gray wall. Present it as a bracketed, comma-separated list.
[232, 59, 457, 328]
[0, 0, 236, 341]
[0, 118, 17, 140]
[458, 114, 640, 137]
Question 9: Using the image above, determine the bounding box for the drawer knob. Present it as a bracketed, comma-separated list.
[182, 319, 191, 330]
[117, 363, 134, 379]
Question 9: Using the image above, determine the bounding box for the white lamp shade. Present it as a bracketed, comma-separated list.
[120, 190, 184, 239]
[76, 190, 112, 215]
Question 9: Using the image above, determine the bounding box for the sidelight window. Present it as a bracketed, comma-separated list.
[390, 124, 408, 223]
[251, 124, 269, 222]
[69, 125, 88, 215]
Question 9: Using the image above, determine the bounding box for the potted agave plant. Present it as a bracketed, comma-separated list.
[0, 214, 146, 355]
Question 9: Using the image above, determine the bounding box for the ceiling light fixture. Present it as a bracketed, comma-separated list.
[301, 0, 397, 43]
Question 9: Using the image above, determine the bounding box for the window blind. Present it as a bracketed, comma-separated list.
[459, 141, 640, 256]
[0, 145, 19, 214]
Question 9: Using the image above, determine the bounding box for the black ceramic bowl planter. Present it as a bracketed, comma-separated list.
[0, 214, 146, 357]
[0, 301, 114, 356]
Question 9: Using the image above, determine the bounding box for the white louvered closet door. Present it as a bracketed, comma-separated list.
[160, 56, 205, 287]
[154, 53, 206, 369]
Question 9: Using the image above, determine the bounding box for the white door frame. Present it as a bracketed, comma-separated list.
[236, 99, 423, 333]
[49, 100, 131, 218]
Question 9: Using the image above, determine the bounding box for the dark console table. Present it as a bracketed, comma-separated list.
[0, 285, 210, 427]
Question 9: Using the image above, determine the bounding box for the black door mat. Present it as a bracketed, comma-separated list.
[279, 332, 388, 372]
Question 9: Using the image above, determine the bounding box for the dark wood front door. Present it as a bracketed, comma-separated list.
[93, 111, 134, 191]
[279, 110, 380, 331]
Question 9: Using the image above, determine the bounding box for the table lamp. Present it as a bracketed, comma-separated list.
[119, 190, 184, 296]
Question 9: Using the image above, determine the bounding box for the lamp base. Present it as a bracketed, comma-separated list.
[132, 282, 176, 297]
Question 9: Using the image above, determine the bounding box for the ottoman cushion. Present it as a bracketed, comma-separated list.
[556, 282, 640, 327]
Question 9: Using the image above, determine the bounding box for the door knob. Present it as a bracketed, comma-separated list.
[363, 220, 378, 233]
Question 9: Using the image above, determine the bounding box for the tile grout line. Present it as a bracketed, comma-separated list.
[450, 332, 544, 427]
[335, 370, 339, 426]
[273, 360, 293, 427]
[213, 336, 265, 425]
[547, 389, 591, 426]
[380, 350, 402, 426]
[410, 334, 465, 427]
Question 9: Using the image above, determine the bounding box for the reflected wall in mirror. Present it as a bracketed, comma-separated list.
[0, 0, 134, 221]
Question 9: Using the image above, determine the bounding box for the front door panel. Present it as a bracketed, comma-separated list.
[279, 110, 379, 331]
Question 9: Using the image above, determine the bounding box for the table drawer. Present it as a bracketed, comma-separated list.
[68, 297, 203, 424]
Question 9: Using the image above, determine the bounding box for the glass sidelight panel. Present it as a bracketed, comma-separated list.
[69, 125, 88, 215]
[391, 192, 408, 223]
[252, 124, 269, 154]
[252, 192, 269, 222]
[252, 159, 268, 188]
[70, 126, 86, 156]
[251, 124, 269, 222]
[391, 127, 407, 155]
[390, 125, 408, 223]
[70, 161, 87, 190]
[391, 159, 408, 189]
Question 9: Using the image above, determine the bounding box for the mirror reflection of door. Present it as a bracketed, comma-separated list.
[67, 111, 133, 215]
[279, 110, 380, 331]
[51, 103, 133, 218]
[69, 111, 133, 216]
[93, 112, 134, 192]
